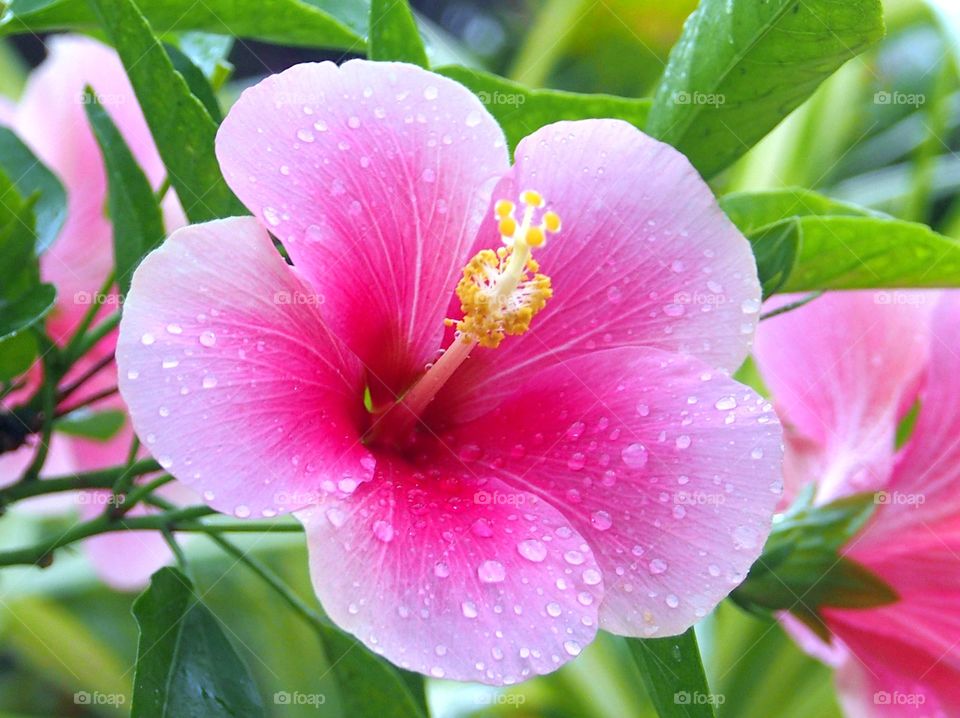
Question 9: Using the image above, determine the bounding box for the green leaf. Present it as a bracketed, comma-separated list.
[721, 189, 960, 294]
[1, 0, 363, 49]
[0, 183, 55, 341]
[131, 568, 266, 718]
[646, 0, 884, 177]
[627, 629, 718, 718]
[0, 331, 38, 381]
[731, 490, 897, 632]
[87, 0, 246, 224]
[437, 65, 652, 154]
[0, 127, 66, 254]
[314, 624, 427, 718]
[54, 408, 126, 440]
[164, 43, 223, 122]
[368, 0, 427, 67]
[0, 283, 56, 340]
[83, 88, 166, 296]
[174, 32, 234, 82]
[720, 188, 880, 235]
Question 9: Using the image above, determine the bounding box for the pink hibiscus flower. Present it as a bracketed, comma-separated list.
[116, 60, 783, 682]
[0, 36, 185, 590]
[756, 291, 960, 716]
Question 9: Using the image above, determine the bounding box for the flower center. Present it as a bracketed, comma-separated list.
[365, 190, 560, 448]
[450, 189, 560, 349]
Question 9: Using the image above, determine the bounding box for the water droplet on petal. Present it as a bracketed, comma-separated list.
[141, 332, 155, 346]
[546, 602, 562, 617]
[649, 558, 668, 574]
[202, 375, 218, 389]
[199, 331, 216, 347]
[591, 510, 613, 531]
[373, 520, 394, 542]
[622, 443, 648, 469]
[461, 601, 478, 618]
[517, 539, 547, 562]
[478, 560, 506, 583]
[235, 505, 251, 518]
[715, 396, 737, 411]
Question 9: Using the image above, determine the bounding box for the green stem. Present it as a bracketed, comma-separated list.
[63, 311, 121, 369]
[0, 505, 215, 567]
[207, 533, 328, 632]
[760, 292, 823, 321]
[59, 271, 115, 370]
[0, 458, 160, 506]
[113, 473, 173, 516]
[21, 344, 58, 482]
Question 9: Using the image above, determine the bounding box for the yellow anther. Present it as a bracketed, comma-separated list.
[525, 226, 545, 248]
[543, 211, 562, 233]
[520, 189, 543, 208]
[494, 199, 515, 218]
[498, 217, 518, 238]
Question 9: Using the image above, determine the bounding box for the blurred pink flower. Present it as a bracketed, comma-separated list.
[756, 290, 960, 716]
[117, 60, 782, 681]
[0, 35, 185, 590]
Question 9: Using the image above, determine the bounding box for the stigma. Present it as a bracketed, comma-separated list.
[450, 189, 561, 348]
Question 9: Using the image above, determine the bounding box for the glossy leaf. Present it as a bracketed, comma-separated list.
[164, 43, 223, 122]
[131, 568, 266, 718]
[54, 408, 126, 440]
[437, 65, 651, 154]
[721, 189, 960, 294]
[83, 88, 166, 297]
[88, 0, 245, 224]
[313, 624, 428, 718]
[0, 178, 55, 341]
[0, 126, 66, 254]
[646, 0, 884, 177]
[0, 0, 362, 49]
[731, 490, 897, 637]
[628, 629, 717, 718]
[0, 331, 38, 381]
[368, 0, 427, 67]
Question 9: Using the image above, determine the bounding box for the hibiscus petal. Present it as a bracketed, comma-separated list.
[117, 217, 373, 517]
[754, 292, 932, 504]
[216, 60, 509, 396]
[439, 346, 782, 636]
[438, 119, 760, 420]
[297, 455, 602, 685]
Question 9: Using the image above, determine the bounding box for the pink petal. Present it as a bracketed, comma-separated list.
[437, 346, 782, 637]
[82, 502, 174, 591]
[831, 634, 957, 717]
[216, 60, 508, 397]
[14, 36, 175, 342]
[116, 217, 374, 517]
[297, 455, 602, 685]
[754, 292, 933, 504]
[437, 119, 760, 421]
